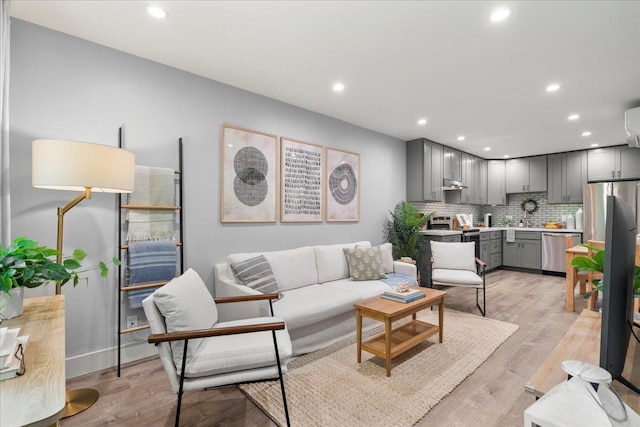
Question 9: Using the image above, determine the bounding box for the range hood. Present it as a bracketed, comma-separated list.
[442, 178, 468, 190]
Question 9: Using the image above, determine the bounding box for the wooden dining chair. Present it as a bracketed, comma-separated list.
[586, 240, 605, 311]
[565, 235, 588, 296]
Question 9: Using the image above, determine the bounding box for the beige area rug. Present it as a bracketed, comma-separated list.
[239, 308, 519, 427]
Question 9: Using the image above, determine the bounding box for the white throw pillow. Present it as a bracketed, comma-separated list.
[153, 268, 218, 368]
[313, 241, 371, 283]
[430, 241, 477, 272]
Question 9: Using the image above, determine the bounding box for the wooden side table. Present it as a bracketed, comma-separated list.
[354, 287, 446, 376]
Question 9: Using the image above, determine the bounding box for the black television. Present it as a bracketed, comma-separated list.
[600, 194, 639, 393]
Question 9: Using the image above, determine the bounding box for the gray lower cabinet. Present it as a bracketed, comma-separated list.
[502, 231, 541, 270]
[417, 233, 462, 287]
[480, 231, 502, 270]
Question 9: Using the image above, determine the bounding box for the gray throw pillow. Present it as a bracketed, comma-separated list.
[343, 246, 387, 281]
[230, 255, 280, 295]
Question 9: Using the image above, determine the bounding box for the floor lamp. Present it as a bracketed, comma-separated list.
[32, 139, 135, 417]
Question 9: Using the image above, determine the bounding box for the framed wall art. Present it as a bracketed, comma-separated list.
[221, 124, 278, 222]
[325, 147, 360, 222]
[280, 137, 324, 222]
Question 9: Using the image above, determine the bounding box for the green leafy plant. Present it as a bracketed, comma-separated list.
[386, 201, 434, 260]
[502, 217, 512, 227]
[571, 243, 640, 299]
[0, 236, 120, 293]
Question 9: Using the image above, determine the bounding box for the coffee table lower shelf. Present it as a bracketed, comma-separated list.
[361, 319, 439, 360]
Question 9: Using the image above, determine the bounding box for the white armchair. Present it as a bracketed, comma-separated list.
[142, 268, 292, 426]
[428, 241, 486, 316]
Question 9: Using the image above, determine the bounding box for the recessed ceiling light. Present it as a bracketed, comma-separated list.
[484, 147, 491, 151]
[457, 136, 465, 141]
[332, 82, 345, 92]
[146, 5, 168, 19]
[503, 154, 510, 158]
[546, 83, 561, 92]
[417, 118, 427, 125]
[490, 7, 511, 22]
[568, 114, 580, 120]
[582, 131, 592, 137]
[590, 143, 599, 147]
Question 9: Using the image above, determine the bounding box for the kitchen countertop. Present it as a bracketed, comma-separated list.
[474, 226, 584, 233]
[419, 229, 463, 236]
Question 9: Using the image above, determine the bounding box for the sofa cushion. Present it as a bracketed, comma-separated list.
[379, 242, 394, 274]
[322, 278, 392, 300]
[344, 246, 386, 281]
[230, 255, 280, 295]
[184, 317, 292, 378]
[432, 269, 483, 287]
[228, 246, 318, 291]
[153, 268, 218, 368]
[272, 284, 359, 329]
[430, 241, 477, 272]
[313, 241, 371, 283]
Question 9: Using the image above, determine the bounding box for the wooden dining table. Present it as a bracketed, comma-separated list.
[565, 244, 588, 311]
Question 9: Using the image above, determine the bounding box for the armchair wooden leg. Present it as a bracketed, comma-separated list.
[475, 269, 486, 317]
[271, 330, 290, 427]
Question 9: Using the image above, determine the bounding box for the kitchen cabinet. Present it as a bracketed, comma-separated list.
[476, 158, 488, 205]
[480, 230, 502, 270]
[505, 156, 547, 193]
[443, 147, 462, 181]
[460, 153, 476, 204]
[587, 146, 640, 182]
[548, 151, 587, 204]
[406, 139, 443, 202]
[502, 231, 541, 270]
[487, 160, 506, 205]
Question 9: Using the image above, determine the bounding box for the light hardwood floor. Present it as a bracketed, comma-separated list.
[61, 270, 589, 427]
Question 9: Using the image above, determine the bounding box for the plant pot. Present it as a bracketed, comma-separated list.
[0, 287, 24, 320]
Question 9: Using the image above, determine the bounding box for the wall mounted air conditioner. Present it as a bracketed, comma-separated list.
[626, 107, 640, 148]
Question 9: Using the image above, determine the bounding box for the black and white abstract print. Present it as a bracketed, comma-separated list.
[326, 148, 359, 222]
[281, 138, 324, 222]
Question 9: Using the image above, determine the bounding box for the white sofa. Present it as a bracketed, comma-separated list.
[214, 241, 417, 356]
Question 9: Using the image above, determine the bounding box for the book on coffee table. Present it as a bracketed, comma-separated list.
[381, 288, 425, 303]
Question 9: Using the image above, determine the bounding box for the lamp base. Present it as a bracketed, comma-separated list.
[62, 388, 99, 418]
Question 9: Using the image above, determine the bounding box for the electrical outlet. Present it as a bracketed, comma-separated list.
[127, 315, 138, 328]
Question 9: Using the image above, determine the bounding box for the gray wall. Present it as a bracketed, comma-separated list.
[9, 20, 406, 376]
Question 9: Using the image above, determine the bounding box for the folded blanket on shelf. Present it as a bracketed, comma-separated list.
[126, 240, 177, 308]
[127, 166, 176, 241]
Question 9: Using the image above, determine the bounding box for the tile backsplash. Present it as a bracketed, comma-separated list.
[411, 191, 583, 228]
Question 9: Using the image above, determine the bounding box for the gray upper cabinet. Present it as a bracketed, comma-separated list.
[443, 147, 462, 181]
[587, 146, 640, 182]
[487, 160, 506, 205]
[476, 158, 488, 205]
[548, 151, 587, 204]
[406, 139, 443, 202]
[460, 153, 476, 203]
[505, 155, 547, 193]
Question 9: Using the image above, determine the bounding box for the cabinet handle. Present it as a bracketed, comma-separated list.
[617, 170, 621, 178]
[567, 194, 570, 202]
[526, 184, 530, 191]
[612, 170, 615, 178]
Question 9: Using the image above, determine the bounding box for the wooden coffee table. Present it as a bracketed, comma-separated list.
[354, 287, 446, 376]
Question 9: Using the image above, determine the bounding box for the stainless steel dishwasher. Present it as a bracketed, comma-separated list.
[541, 232, 581, 273]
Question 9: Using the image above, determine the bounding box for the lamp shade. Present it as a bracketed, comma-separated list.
[32, 139, 135, 193]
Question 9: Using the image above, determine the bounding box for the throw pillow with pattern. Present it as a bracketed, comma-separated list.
[230, 255, 280, 295]
[343, 246, 387, 281]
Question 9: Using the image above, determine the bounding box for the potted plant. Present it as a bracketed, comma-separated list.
[0, 236, 118, 319]
[386, 201, 434, 261]
[571, 244, 640, 299]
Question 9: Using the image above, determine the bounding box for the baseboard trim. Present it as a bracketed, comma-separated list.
[66, 341, 157, 379]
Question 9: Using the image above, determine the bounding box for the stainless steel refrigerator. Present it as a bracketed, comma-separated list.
[583, 181, 640, 242]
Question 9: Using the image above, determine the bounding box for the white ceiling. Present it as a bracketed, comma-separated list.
[9, 1, 640, 159]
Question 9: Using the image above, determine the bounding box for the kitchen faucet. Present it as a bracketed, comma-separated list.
[523, 210, 530, 228]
